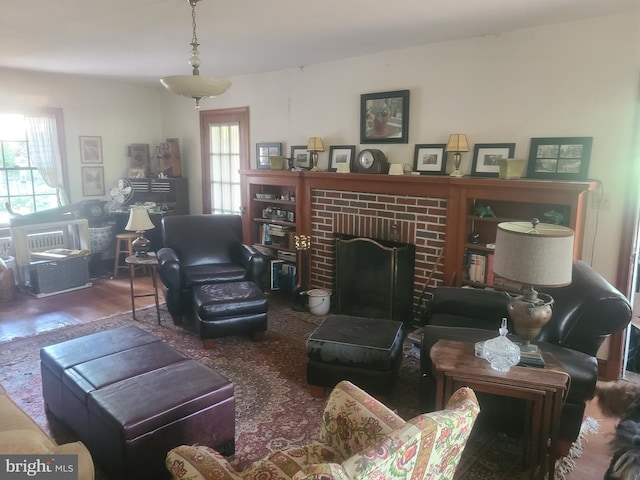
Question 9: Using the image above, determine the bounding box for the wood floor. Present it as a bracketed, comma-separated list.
[0, 275, 622, 479]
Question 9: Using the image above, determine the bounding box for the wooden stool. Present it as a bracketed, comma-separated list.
[113, 233, 146, 278]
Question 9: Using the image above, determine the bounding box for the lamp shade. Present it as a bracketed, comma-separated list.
[307, 137, 325, 152]
[125, 206, 155, 232]
[445, 134, 469, 152]
[493, 220, 574, 287]
[160, 75, 231, 100]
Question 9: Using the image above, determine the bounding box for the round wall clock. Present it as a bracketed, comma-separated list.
[354, 149, 389, 174]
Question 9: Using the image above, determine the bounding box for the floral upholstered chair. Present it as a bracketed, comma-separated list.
[166, 380, 480, 480]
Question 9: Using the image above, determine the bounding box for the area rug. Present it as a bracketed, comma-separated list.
[0, 299, 595, 479]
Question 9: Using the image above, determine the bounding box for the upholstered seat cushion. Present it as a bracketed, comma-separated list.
[193, 281, 268, 319]
[306, 315, 404, 370]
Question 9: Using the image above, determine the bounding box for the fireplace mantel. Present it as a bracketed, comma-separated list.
[241, 169, 597, 290]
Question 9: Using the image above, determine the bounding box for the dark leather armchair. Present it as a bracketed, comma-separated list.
[419, 260, 632, 454]
[157, 214, 266, 319]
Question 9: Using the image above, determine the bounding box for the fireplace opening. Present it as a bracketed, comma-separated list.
[335, 233, 415, 325]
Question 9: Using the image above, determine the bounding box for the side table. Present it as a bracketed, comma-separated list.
[125, 254, 161, 324]
[430, 339, 569, 480]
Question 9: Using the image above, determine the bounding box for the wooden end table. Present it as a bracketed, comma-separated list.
[125, 254, 161, 324]
[430, 339, 569, 480]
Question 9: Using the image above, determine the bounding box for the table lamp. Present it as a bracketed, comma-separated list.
[125, 206, 155, 257]
[445, 134, 468, 178]
[492, 218, 574, 359]
[307, 137, 324, 172]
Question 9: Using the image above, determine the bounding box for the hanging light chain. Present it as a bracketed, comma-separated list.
[189, 0, 201, 75]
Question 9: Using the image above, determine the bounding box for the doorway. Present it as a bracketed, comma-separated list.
[199, 107, 250, 214]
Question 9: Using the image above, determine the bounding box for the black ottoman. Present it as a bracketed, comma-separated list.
[306, 314, 404, 397]
[192, 281, 268, 349]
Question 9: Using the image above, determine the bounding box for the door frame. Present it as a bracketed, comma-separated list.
[199, 107, 250, 214]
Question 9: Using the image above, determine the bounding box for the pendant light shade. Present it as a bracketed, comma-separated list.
[161, 0, 231, 109]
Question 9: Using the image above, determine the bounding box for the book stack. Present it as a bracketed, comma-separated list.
[464, 250, 495, 285]
[266, 224, 293, 248]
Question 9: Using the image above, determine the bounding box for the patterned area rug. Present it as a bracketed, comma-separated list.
[0, 297, 594, 479]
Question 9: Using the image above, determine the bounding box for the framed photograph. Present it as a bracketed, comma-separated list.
[526, 137, 593, 181]
[360, 90, 410, 144]
[256, 142, 282, 169]
[286, 211, 295, 222]
[79, 136, 102, 164]
[329, 145, 355, 172]
[471, 143, 516, 177]
[290, 145, 310, 169]
[413, 144, 447, 175]
[81, 166, 105, 196]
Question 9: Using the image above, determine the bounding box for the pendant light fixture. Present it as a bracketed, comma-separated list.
[161, 0, 231, 109]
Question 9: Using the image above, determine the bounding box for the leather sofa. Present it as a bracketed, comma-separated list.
[419, 260, 632, 454]
[157, 214, 266, 321]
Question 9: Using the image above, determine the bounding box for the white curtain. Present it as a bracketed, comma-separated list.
[25, 114, 69, 206]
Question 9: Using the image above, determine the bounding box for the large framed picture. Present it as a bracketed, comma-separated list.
[360, 90, 410, 144]
[471, 143, 516, 177]
[256, 142, 282, 169]
[413, 144, 447, 175]
[81, 166, 105, 196]
[526, 137, 593, 181]
[79, 136, 102, 164]
[290, 145, 310, 169]
[329, 145, 355, 172]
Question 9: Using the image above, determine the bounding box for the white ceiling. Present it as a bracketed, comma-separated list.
[1, 0, 637, 86]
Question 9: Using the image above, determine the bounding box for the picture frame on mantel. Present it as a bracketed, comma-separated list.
[471, 143, 516, 177]
[526, 137, 593, 181]
[290, 145, 311, 169]
[360, 90, 410, 144]
[256, 142, 282, 169]
[329, 145, 355, 172]
[413, 144, 447, 175]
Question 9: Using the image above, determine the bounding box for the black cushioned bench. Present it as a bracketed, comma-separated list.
[40, 325, 235, 480]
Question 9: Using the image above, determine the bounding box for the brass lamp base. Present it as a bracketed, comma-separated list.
[310, 152, 320, 172]
[450, 152, 464, 177]
[132, 232, 151, 257]
[507, 287, 554, 354]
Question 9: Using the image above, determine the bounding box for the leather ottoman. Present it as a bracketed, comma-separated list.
[40, 325, 235, 480]
[192, 281, 268, 349]
[306, 314, 404, 397]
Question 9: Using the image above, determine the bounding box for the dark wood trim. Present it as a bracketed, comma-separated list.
[199, 107, 250, 214]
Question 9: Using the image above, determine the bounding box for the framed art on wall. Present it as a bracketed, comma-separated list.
[81, 166, 105, 196]
[329, 145, 355, 172]
[360, 90, 410, 144]
[290, 145, 310, 169]
[79, 136, 102, 164]
[413, 144, 447, 175]
[526, 137, 593, 181]
[471, 143, 516, 177]
[256, 142, 282, 169]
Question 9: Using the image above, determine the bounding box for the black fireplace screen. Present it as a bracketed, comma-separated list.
[335, 234, 415, 325]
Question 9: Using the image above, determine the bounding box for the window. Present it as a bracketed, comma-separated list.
[200, 107, 250, 215]
[209, 123, 241, 214]
[0, 110, 67, 225]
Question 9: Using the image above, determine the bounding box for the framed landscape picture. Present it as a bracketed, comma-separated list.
[471, 143, 516, 177]
[290, 145, 310, 169]
[526, 137, 593, 181]
[329, 145, 355, 172]
[81, 166, 105, 196]
[79, 136, 102, 164]
[360, 90, 410, 144]
[413, 144, 447, 175]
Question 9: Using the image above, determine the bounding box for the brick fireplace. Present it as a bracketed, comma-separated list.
[309, 189, 447, 322]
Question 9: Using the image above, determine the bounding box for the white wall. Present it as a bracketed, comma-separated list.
[162, 11, 639, 282]
[0, 69, 164, 205]
[0, 11, 637, 283]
